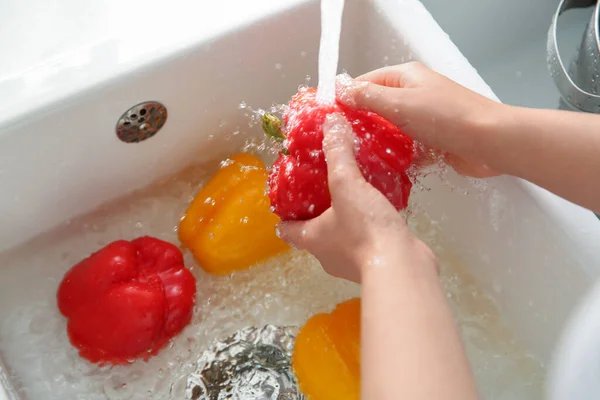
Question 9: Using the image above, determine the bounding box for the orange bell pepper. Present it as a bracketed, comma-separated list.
[293, 298, 361, 400]
[178, 153, 288, 275]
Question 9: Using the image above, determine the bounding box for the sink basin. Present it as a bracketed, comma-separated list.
[1, 0, 599, 399]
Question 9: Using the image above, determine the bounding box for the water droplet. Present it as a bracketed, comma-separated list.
[369, 256, 382, 267]
[220, 158, 235, 168]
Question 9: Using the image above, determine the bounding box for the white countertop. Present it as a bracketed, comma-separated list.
[0, 0, 308, 128]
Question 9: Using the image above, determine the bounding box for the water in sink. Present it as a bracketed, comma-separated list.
[0, 154, 543, 399]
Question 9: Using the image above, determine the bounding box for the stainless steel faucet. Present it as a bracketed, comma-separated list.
[548, 0, 600, 113]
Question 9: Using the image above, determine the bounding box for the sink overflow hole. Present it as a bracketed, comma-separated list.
[116, 101, 167, 143]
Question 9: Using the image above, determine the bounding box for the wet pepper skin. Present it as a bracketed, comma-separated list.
[178, 153, 289, 275]
[57, 236, 196, 365]
[293, 298, 361, 400]
[264, 87, 414, 221]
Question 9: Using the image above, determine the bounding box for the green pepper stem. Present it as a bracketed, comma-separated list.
[262, 113, 289, 155]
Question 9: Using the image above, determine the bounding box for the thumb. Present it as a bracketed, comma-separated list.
[278, 214, 332, 251]
[277, 220, 312, 250]
[337, 78, 404, 126]
[322, 113, 365, 200]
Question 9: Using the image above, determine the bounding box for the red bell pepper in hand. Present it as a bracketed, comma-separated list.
[56, 236, 196, 365]
[262, 87, 415, 221]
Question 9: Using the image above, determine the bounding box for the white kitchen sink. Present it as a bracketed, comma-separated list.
[1, 0, 599, 399]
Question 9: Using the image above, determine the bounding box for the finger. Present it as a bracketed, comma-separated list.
[355, 61, 427, 88]
[336, 62, 429, 123]
[278, 220, 312, 249]
[322, 113, 365, 196]
[278, 208, 334, 250]
[445, 154, 498, 179]
[350, 82, 406, 125]
[336, 78, 406, 127]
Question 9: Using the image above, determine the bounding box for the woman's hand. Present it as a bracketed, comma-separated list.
[339, 61, 600, 213]
[278, 113, 437, 283]
[279, 112, 477, 400]
[337, 61, 505, 178]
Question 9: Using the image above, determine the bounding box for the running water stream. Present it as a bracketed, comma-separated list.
[316, 0, 345, 104]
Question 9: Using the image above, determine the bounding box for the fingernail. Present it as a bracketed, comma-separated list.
[277, 221, 304, 250]
[336, 74, 367, 107]
[276, 221, 292, 242]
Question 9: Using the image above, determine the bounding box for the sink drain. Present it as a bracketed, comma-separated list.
[115, 101, 167, 143]
[186, 325, 304, 400]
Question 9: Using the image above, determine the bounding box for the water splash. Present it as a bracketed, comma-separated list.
[0, 155, 544, 399]
[0, 162, 359, 399]
[316, 0, 345, 104]
[238, 101, 289, 156]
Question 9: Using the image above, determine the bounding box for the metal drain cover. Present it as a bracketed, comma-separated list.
[186, 325, 304, 400]
[115, 101, 167, 143]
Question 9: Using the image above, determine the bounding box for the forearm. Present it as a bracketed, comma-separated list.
[478, 105, 600, 212]
[360, 251, 478, 400]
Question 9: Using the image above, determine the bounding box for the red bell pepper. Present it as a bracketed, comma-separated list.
[262, 87, 415, 221]
[57, 236, 196, 365]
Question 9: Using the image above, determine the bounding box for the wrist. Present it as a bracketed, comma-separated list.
[357, 237, 439, 282]
[466, 102, 520, 176]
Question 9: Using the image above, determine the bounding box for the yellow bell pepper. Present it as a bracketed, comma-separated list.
[178, 153, 288, 275]
[293, 298, 361, 400]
